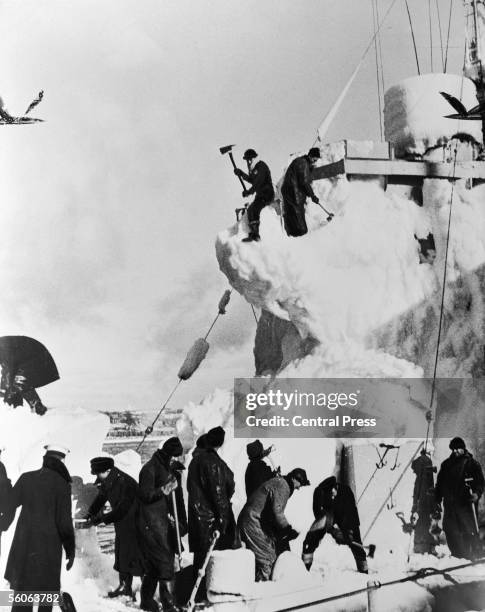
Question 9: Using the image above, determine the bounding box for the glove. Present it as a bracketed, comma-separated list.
[161, 477, 178, 495]
[311, 195, 320, 204]
[234, 168, 244, 177]
[470, 492, 479, 503]
[66, 554, 75, 571]
[213, 517, 227, 535]
[242, 189, 252, 198]
[332, 525, 346, 544]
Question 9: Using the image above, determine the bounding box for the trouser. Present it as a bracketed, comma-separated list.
[141, 572, 178, 611]
[239, 524, 277, 581]
[413, 512, 435, 554]
[246, 196, 270, 237]
[444, 504, 481, 560]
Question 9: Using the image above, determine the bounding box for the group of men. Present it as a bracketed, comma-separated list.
[0, 432, 483, 612]
[234, 147, 322, 242]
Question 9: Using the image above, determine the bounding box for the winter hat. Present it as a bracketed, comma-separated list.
[206, 426, 225, 448]
[196, 434, 208, 449]
[320, 475, 337, 490]
[90, 456, 114, 474]
[160, 436, 183, 457]
[308, 147, 321, 159]
[449, 436, 466, 450]
[247, 440, 270, 460]
[44, 444, 70, 459]
[243, 148, 258, 161]
[288, 467, 310, 486]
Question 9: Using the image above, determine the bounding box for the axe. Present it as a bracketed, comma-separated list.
[219, 144, 248, 191]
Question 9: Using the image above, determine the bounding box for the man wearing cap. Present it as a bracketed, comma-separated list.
[85, 456, 144, 600]
[0, 335, 60, 416]
[0, 447, 12, 557]
[245, 440, 276, 499]
[4, 445, 75, 611]
[238, 468, 309, 581]
[302, 476, 367, 573]
[435, 437, 485, 559]
[187, 426, 238, 596]
[137, 437, 187, 612]
[234, 149, 275, 242]
[281, 147, 321, 237]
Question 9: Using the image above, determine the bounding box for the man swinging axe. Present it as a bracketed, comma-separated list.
[233, 149, 275, 242]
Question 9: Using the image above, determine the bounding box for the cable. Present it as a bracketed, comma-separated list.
[444, 0, 453, 73]
[371, 0, 384, 140]
[404, 0, 421, 75]
[429, 0, 434, 72]
[435, 0, 445, 71]
[250, 304, 259, 324]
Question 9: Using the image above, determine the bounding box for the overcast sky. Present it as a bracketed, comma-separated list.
[0, 0, 468, 414]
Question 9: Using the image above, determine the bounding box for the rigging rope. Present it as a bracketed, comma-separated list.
[375, 0, 386, 99]
[435, 0, 446, 71]
[444, 0, 454, 72]
[429, 0, 434, 72]
[371, 0, 384, 140]
[404, 0, 421, 75]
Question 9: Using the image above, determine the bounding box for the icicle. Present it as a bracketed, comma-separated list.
[218, 289, 231, 314]
[178, 338, 210, 380]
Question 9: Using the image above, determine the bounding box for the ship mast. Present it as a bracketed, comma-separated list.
[464, 0, 485, 143]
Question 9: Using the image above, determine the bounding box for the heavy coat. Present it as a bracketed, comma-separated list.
[411, 453, 436, 553]
[0, 336, 59, 390]
[0, 460, 12, 556]
[240, 161, 275, 202]
[137, 450, 187, 580]
[87, 467, 144, 576]
[281, 156, 317, 237]
[4, 456, 75, 591]
[187, 448, 237, 554]
[435, 451, 484, 559]
[245, 459, 274, 499]
[238, 476, 293, 580]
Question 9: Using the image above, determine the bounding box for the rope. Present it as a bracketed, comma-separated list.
[250, 304, 259, 324]
[136, 289, 234, 452]
[371, 0, 384, 140]
[404, 0, 421, 75]
[426, 146, 459, 450]
[444, 0, 453, 73]
[363, 442, 424, 540]
[375, 0, 386, 98]
[275, 558, 485, 612]
[435, 0, 445, 71]
[135, 378, 183, 452]
[428, 0, 434, 72]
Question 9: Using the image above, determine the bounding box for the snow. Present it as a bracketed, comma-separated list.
[384, 74, 482, 157]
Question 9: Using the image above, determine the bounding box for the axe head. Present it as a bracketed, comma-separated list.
[220, 144, 235, 155]
[367, 544, 376, 558]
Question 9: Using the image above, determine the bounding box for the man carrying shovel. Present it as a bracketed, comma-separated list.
[302, 476, 371, 574]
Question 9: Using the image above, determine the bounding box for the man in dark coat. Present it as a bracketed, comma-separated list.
[4, 445, 75, 612]
[238, 468, 309, 581]
[187, 426, 238, 597]
[245, 440, 276, 499]
[410, 451, 437, 554]
[137, 437, 187, 612]
[435, 437, 485, 560]
[0, 336, 60, 415]
[234, 149, 275, 242]
[85, 456, 144, 600]
[302, 476, 367, 573]
[0, 448, 13, 557]
[281, 147, 321, 237]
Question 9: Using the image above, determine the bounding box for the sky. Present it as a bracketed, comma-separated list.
[0, 0, 469, 414]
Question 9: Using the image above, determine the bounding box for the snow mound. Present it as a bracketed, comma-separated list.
[384, 73, 482, 157]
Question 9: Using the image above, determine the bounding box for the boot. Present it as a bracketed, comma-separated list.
[107, 584, 125, 598]
[159, 579, 179, 612]
[140, 574, 159, 612]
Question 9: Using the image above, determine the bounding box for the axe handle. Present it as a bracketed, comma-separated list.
[228, 152, 248, 190]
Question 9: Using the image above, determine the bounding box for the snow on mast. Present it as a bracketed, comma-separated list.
[464, 0, 485, 141]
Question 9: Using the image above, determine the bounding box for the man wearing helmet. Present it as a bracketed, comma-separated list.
[234, 149, 275, 242]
